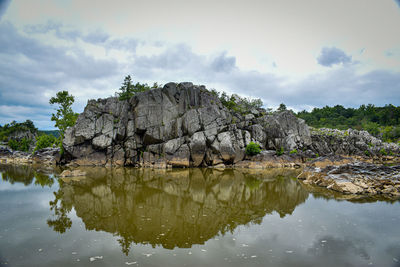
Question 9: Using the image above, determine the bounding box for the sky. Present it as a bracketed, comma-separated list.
[0, 0, 400, 130]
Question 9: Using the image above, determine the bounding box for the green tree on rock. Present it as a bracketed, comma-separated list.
[278, 103, 287, 112]
[117, 75, 151, 100]
[49, 91, 78, 150]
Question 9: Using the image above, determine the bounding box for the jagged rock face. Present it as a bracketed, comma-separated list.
[8, 130, 36, 142]
[63, 82, 311, 167]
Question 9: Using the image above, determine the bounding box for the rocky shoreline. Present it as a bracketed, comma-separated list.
[0, 146, 60, 165]
[1, 147, 400, 199]
[298, 156, 400, 199]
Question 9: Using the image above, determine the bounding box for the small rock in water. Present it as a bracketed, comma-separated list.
[38, 249, 42, 252]
[89, 256, 103, 262]
[60, 169, 86, 177]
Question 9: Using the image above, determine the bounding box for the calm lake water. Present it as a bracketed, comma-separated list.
[1, 164, 400, 267]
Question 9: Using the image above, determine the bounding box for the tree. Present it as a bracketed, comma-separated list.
[49, 91, 78, 149]
[277, 103, 287, 112]
[117, 75, 151, 100]
[118, 75, 135, 100]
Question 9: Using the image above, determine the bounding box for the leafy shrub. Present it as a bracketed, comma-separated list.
[364, 150, 370, 156]
[289, 149, 297, 154]
[210, 90, 263, 115]
[34, 134, 58, 153]
[8, 138, 32, 152]
[379, 148, 387, 156]
[245, 142, 261, 156]
[276, 146, 284, 156]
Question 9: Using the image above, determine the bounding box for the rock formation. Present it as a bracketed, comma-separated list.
[63, 82, 312, 167]
[63, 82, 400, 167]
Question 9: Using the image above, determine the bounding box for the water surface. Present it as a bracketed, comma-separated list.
[1, 164, 399, 266]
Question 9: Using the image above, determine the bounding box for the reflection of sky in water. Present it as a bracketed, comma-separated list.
[0, 166, 400, 267]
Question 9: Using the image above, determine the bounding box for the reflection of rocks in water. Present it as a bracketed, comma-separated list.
[0, 163, 56, 187]
[0, 164, 35, 185]
[59, 168, 308, 252]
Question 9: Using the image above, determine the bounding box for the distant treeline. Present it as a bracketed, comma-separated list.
[297, 104, 400, 142]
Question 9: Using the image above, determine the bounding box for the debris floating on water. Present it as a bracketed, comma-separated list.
[89, 256, 103, 262]
[125, 261, 137, 265]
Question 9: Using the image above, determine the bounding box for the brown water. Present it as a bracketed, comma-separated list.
[0, 164, 399, 266]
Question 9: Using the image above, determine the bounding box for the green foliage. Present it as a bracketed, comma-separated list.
[49, 90, 78, 149]
[34, 134, 58, 153]
[39, 130, 60, 138]
[315, 153, 320, 158]
[245, 142, 261, 156]
[364, 150, 370, 156]
[117, 75, 151, 100]
[289, 149, 298, 154]
[277, 103, 287, 112]
[211, 90, 263, 115]
[297, 104, 400, 142]
[276, 146, 284, 156]
[8, 138, 32, 152]
[379, 148, 387, 156]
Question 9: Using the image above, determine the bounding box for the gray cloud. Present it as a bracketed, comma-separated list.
[0, 0, 11, 20]
[210, 52, 236, 73]
[0, 21, 122, 129]
[1, 20, 400, 129]
[317, 47, 352, 67]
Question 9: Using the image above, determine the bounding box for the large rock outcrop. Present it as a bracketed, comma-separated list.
[63, 82, 311, 167]
[63, 82, 400, 167]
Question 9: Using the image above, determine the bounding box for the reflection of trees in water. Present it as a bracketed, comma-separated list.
[51, 168, 309, 254]
[47, 187, 72, 234]
[0, 164, 35, 185]
[0, 164, 55, 187]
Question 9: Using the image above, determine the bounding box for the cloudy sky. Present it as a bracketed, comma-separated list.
[0, 0, 400, 129]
